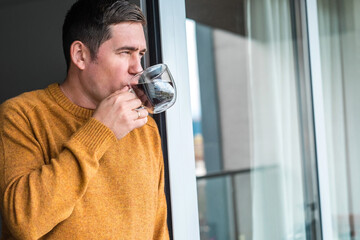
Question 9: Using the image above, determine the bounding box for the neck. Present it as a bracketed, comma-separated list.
[60, 72, 98, 110]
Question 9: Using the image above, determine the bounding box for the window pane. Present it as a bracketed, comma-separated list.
[185, 0, 321, 239]
[317, 0, 360, 238]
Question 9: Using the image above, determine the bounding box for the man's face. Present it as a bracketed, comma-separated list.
[82, 22, 146, 104]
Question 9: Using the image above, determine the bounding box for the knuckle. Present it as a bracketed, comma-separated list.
[117, 104, 126, 113]
[125, 113, 136, 123]
[114, 95, 122, 104]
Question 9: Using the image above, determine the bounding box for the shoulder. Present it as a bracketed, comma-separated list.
[0, 88, 49, 124]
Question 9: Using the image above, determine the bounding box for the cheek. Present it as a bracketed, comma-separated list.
[115, 66, 131, 83]
[86, 62, 104, 79]
[87, 57, 130, 90]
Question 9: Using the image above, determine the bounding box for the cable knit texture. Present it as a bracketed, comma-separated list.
[0, 84, 169, 240]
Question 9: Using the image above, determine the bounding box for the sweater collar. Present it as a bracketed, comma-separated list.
[47, 83, 94, 119]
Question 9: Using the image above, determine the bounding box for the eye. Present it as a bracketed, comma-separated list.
[116, 50, 131, 56]
[140, 52, 146, 58]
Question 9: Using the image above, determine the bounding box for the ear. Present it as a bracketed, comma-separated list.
[69, 41, 90, 70]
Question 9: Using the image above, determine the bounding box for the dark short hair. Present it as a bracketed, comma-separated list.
[62, 0, 146, 70]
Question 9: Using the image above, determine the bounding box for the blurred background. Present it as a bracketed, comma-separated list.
[184, 0, 360, 239]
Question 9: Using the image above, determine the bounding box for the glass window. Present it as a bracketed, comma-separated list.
[185, 0, 321, 239]
[317, 0, 360, 238]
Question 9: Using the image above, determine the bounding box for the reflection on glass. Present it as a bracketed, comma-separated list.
[186, 20, 206, 177]
[317, 0, 360, 239]
[185, 0, 320, 239]
[197, 176, 235, 240]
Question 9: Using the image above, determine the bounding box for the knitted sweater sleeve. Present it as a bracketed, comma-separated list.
[0, 102, 117, 240]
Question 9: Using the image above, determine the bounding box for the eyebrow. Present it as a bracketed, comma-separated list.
[115, 46, 147, 53]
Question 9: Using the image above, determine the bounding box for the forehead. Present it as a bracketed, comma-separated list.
[108, 22, 146, 46]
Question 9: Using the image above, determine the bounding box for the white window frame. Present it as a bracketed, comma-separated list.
[306, 0, 333, 239]
[157, 0, 201, 239]
[157, 0, 332, 239]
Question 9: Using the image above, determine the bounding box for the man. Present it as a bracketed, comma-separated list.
[0, 0, 169, 239]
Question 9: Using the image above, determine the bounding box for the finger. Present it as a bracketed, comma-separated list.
[132, 108, 148, 120]
[132, 109, 141, 120]
[108, 91, 138, 105]
[133, 112, 149, 128]
[127, 98, 143, 110]
[119, 86, 130, 93]
[135, 116, 148, 127]
[107, 86, 131, 98]
[136, 108, 148, 119]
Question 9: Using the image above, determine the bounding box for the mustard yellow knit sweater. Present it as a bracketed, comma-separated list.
[0, 84, 169, 240]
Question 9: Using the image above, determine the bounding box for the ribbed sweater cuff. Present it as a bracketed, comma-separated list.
[72, 118, 117, 158]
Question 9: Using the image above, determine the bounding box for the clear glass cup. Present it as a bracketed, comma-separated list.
[130, 63, 177, 114]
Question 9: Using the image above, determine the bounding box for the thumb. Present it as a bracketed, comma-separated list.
[119, 86, 130, 93]
[107, 86, 130, 98]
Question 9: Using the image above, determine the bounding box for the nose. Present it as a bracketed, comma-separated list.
[129, 55, 144, 76]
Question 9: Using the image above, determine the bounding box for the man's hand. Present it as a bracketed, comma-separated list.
[92, 86, 149, 139]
